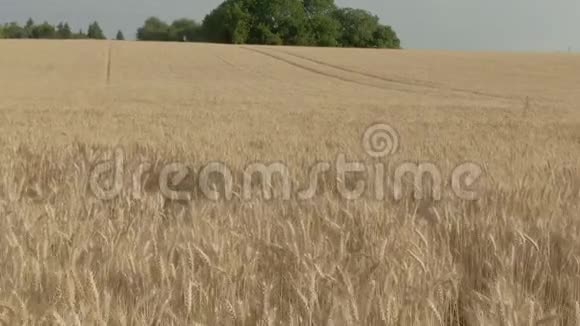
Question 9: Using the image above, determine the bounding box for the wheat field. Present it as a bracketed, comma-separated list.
[1, 39, 580, 325]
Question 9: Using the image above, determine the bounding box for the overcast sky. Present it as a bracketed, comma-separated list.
[1, 0, 578, 52]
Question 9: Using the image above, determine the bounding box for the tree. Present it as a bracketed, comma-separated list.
[137, 17, 170, 41]
[373, 24, 400, 49]
[25, 18, 35, 37]
[139, 0, 401, 48]
[56, 22, 72, 39]
[169, 19, 203, 42]
[331, 8, 400, 48]
[301, 0, 340, 46]
[203, 0, 310, 45]
[72, 29, 88, 39]
[202, 0, 251, 44]
[116, 30, 125, 40]
[247, 0, 309, 45]
[309, 15, 340, 46]
[30, 22, 56, 39]
[87, 21, 106, 39]
[333, 8, 379, 47]
[251, 23, 283, 45]
[2, 22, 27, 39]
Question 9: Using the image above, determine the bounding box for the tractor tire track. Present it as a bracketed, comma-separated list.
[274, 48, 515, 101]
[240, 46, 422, 95]
[106, 43, 113, 85]
[276, 48, 439, 88]
[214, 50, 276, 81]
[214, 53, 238, 69]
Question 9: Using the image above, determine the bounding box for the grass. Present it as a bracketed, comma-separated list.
[0, 39, 580, 325]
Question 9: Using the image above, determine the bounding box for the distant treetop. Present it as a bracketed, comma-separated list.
[87, 21, 106, 40]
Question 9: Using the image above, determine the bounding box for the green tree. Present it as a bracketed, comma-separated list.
[87, 21, 106, 39]
[247, 0, 309, 45]
[2, 22, 27, 39]
[56, 22, 72, 39]
[203, 0, 311, 45]
[332, 8, 379, 47]
[24, 18, 35, 38]
[116, 30, 125, 40]
[30, 22, 56, 39]
[72, 29, 88, 39]
[331, 8, 399, 48]
[307, 14, 340, 46]
[304, 0, 336, 15]
[251, 23, 283, 45]
[139, 0, 401, 48]
[169, 19, 202, 42]
[202, 0, 251, 44]
[373, 25, 400, 49]
[137, 17, 170, 41]
[302, 0, 339, 46]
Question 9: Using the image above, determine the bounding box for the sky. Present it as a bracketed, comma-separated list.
[1, 0, 578, 52]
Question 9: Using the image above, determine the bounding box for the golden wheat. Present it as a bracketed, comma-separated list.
[0, 39, 579, 325]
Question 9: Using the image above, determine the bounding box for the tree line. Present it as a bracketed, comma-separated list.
[137, 0, 400, 48]
[0, 18, 125, 40]
[1, 0, 401, 48]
